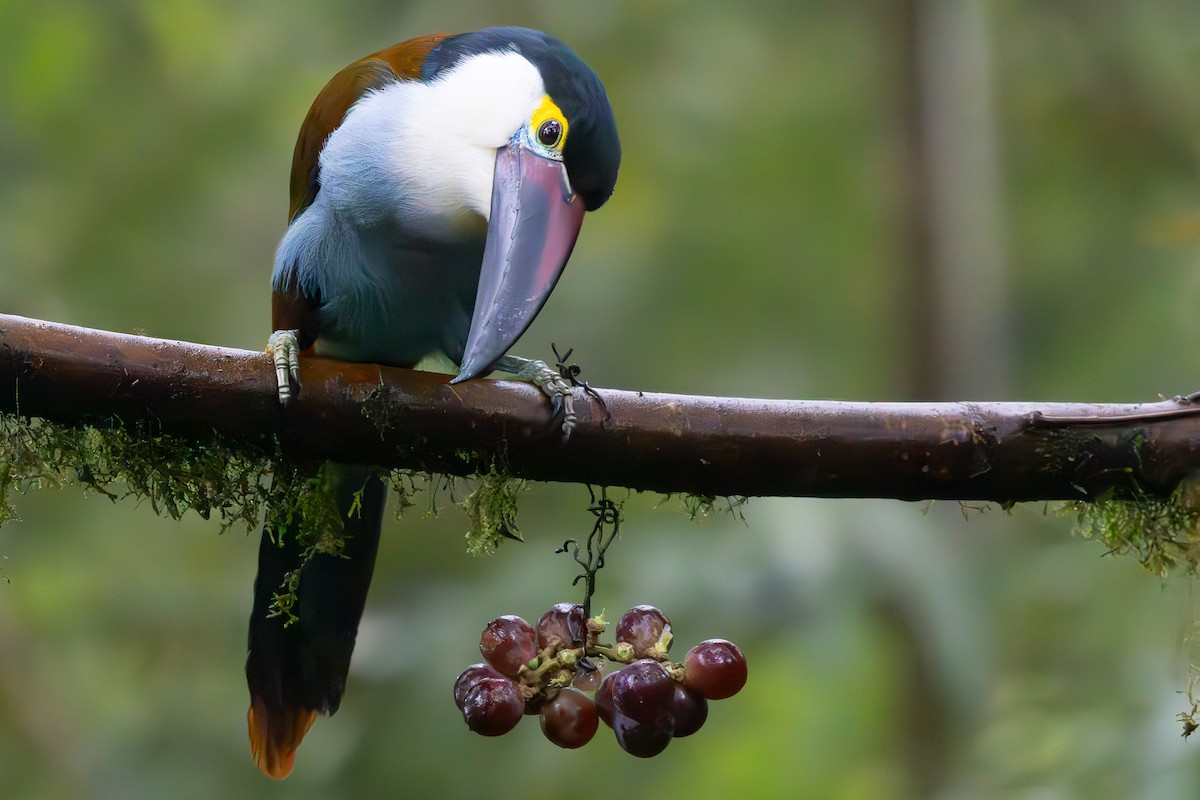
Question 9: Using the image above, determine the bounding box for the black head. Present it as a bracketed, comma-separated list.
[424, 26, 621, 211]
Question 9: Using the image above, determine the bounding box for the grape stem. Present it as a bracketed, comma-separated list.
[555, 487, 622, 619]
[516, 624, 689, 710]
[587, 642, 630, 663]
[587, 618, 686, 680]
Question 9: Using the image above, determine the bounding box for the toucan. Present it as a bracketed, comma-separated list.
[246, 27, 621, 779]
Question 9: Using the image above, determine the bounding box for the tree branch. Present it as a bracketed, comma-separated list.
[2, 313, 1199, 501]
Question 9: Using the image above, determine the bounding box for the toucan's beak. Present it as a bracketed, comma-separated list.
[452, 139, 585, 383]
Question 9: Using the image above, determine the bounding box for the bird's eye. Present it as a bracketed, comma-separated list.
[537, 119, 563, 148]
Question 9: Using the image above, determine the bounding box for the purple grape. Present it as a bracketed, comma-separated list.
[616, 605, 671, 658]
[572, 661, 604, 692]
[611, 659, 675, 724]
[612, 710, 673, 757]
[539, 688, 599, 749]
[479, 615, 538, 677]
[461, 676, 524, 736]
[684, 639, 747, 700]
[671, 684, 709, 737]
[537, 603, 587, 652]
[594, 671, 617, 727]
[453, 663, 506, 710]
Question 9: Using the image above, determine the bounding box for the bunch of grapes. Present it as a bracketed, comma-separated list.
[452, 603, 747, 756]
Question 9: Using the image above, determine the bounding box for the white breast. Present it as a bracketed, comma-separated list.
[318, 50, 546, 227]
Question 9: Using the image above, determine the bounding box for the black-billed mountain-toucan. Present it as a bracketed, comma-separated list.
[246, 27, 620, 779]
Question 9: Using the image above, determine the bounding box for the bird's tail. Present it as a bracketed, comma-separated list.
[245, 463, 385, 779]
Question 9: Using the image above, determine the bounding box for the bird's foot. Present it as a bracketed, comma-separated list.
[267, 329, 302, 404]
[494, 355, 575, 434]
[552, 343, 610, 424]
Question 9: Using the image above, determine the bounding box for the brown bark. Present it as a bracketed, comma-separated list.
[2, 313, 1199, 501]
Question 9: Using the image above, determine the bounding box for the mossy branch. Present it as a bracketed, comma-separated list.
[6, 312, 1200, 575]
[6, 312, 1200, 500]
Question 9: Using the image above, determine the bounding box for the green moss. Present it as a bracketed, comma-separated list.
[1033, 429, 1109, 475]
[360, 382, 401, 439]
[1071, 472, 1200, 577]
[9, 409, 1198, 583]
[385, 468, 424, 519]
[462, 467, 526, 555]
[0, 412, 525, 568]
[677, 493, 750, 522]
[0, 411, 349, 548]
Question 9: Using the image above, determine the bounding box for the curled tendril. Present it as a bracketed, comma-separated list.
[555, 486, 621, 619]
[552, 343, 610, 423]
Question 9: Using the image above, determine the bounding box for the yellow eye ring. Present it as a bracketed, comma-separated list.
[531, 95, 568, 151]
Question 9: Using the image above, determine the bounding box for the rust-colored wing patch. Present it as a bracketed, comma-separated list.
[270, 272, 322, 347]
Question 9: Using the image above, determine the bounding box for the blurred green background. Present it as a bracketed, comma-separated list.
[4, 1, 1200, 797]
